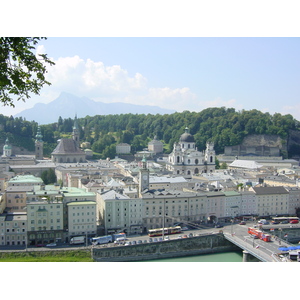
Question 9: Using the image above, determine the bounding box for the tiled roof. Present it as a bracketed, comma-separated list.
[52, 139, 85, 154]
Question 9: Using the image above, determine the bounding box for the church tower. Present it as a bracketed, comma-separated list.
[139, 155, 149, 195]
[72, 114, 80, 148]
[35, 126, 44, 160]
[2, 137, 12, 157]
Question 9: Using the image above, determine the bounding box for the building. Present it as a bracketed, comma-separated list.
[97, 189, 143, 235]
[35, 126, 44, 160]
[51, 116, 86, 163]
[0, 212, 27, 246]
[67, 201, 97, 239]
[2, 137, 12, 157]
[26, 197, 64, 246]
[250, 186, 289, 217]
[167, 127, 215, 176]
[116, 143, 131, 155]
[148, 136, 164, 154]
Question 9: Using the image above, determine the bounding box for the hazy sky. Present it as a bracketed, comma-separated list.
[2, 37, 300, 120]
[2, 2, 300, 121]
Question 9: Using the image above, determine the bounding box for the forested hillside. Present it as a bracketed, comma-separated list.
[1, 107, 299, 159]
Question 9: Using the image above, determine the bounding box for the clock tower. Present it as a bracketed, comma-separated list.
[139, 155, 149, 195]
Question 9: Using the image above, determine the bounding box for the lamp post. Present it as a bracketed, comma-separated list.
[230, 206, 239, 236]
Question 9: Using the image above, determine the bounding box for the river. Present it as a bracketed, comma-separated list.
[141, 251, 244, 262]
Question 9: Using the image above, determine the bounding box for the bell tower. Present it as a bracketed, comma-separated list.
[35, 126, 44, 160]
[139, 155, 149, 195]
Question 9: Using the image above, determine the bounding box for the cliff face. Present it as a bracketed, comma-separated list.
[242, 134, 286, 150]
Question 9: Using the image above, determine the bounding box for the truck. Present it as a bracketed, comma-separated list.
[91, 235, 112, 245]
[248, 227, 271, 242]
[70, 236, 85, 245]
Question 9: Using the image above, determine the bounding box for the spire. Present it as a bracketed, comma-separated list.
[35, 126, 43, 142]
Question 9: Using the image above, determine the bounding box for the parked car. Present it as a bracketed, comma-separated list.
[124, 241, 131, 246]
[188, 233, 193, 238]
[281, 220, 289, 224]
[215, 224, 223, 228]
[164, 236, 170, 240]
[153, 238, 158, 242]
[271, 221, 280, 224]
[148, 238, 153, 243]
[239, 221, 246, 225]
[182, 234, 188, 238]
[137, 240, 142, 244]
[290, 220, 299, 224]
[131, 240, 137, 245]
[143, 240, 148, 243]
[158, 237, 163, 242]
[46, 242, 57, 247]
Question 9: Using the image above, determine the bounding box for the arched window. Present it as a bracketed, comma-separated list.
[210, 156, 213, 163]
[177, 156, 180, 163]
[195, 159, 199, 165]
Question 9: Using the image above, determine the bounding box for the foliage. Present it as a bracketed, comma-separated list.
[0, 107, 299, 159]
[41, 168, 56, 184]
[0, 37, 55, 107]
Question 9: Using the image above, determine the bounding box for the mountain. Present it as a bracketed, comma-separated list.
[14, 92, 176, 124]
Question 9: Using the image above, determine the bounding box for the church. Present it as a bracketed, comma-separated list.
[166, 127, 215, 176]
[51, 115, 86, 163]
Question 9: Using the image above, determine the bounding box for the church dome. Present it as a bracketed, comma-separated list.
[179, 127, 195, 143]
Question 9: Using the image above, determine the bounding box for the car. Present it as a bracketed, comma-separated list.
[290, 220, 299, 224]
[271, 221, 280, 224]
[215, 224, 223, 228]
[35, 244, 46, 247]
[148, 238, 153, 243]
[46, 242, 57, 247]
[182, 234, 188, 238]
[188, 233, 193, 238]
[137, 240, 142, 244]
[164, 236, 170, 241]
[153, 238, 158, 242]
[143, 240, 148, 244]
[131, 240, 137, 245]
[177, 235, 182, 239]
[124, 241, 131, 246]
[181, 226, 189, 231]
[281, 220, 289, 224]
[239, 221, 246, 225]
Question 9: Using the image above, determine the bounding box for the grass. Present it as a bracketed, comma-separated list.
[0, 250, 94, 262]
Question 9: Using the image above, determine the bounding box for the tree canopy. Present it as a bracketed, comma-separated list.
[0, 37, 54, 107]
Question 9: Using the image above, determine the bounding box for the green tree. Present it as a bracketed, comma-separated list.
[0, 37, 55, 107]
[41, 168, 56, 184]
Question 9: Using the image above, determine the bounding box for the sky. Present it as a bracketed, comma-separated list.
[1, 2, 300, 123]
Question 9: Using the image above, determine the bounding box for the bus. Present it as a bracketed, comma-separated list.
[271, 216, 299, 224]
[148, 226, 181, 237]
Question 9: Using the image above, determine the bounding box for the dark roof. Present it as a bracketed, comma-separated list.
[252, 186, 289, 195]
[179, 132, 195, 143]
[52, 139, 85, 154]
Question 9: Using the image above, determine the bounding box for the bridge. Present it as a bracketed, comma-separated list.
[223, 224, 293, 262]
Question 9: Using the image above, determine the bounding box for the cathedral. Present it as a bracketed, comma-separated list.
[51, 115, 86, 163]
[166, 127, 215, 176]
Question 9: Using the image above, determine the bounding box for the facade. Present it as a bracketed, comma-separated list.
[97, 189, 143, 235]
[167, 127, 215, 176]
[148, 136, 164, 154]
[250, 186, 289, 217]
[67, 201, 97, 239]
[0, 213, 27, 246]
[141, 190, 208, 231]
[285, 187, 300, 215]
[116, 143, 131, 155]
[26, 198, 64, 245]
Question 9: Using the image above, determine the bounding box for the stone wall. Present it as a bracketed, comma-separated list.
[92, 233, 240, 262]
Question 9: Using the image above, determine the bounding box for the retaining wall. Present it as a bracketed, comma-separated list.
[92, 233, 240, 262]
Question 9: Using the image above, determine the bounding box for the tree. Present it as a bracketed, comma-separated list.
[0, 37, 54, 107]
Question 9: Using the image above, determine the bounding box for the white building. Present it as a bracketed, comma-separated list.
[167, 127, 215, 176]
[116, 143, 131, 155]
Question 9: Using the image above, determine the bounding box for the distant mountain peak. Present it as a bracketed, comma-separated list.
[14, 92, 175, 124]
